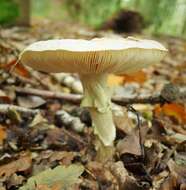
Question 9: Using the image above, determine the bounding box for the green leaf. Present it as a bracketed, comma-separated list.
[19, 164, 84, 190]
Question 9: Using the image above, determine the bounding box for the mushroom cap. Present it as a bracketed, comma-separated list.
[20, 37, 167, 74]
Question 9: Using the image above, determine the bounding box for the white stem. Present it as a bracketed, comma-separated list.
[80, 74, 116, 146]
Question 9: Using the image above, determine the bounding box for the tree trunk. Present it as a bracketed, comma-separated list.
[16, 0, 31, 26]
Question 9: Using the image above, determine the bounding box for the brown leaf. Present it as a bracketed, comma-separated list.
[2, 59, 30, 78]
[0, 155, 32, 182]
[49, 151, 76, 165]
[0, 90, 12, 104]
[160, 159, 186, 190]
[154, 103, 186, 124]
[7, 174, 25, 189]
[0, 125, 7, 145]
[110, 161, 142, 190]
[116, 128, 141, 156]
[113, 106, 135, 135]
[123, 70, 147, 84]
[117, 125, 149, 156]
[86, 161, 115, 189]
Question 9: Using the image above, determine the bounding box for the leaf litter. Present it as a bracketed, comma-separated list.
[0, 21, 186, 189]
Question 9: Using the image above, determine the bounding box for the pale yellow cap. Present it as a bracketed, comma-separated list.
[20, 37, 167, 74]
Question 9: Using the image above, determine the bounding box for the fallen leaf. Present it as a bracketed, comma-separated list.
[2, 59, 30, 78]
[112, 105, 135, 135]
[29, 113, 48, 127]
[107, 74, 124, 86]
[160, 159, 186, 190]
[154, 103, 186, 124]
[17, 95, 46, 108]
[19, 164, 84, 190]
[0, 90, 11, 103]
[117, 126, 149, 156]
[123, 70, 147, 84]
[0, 125, 7, 145]
[117, 129, 142, 156]
[49, 151, 76, 165]
[7, 174, 25, 189]
[110, 161, 142, 190]
[86, 161, 115, 188]
[0, 155, 32, 182]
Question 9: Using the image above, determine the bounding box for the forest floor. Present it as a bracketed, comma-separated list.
[0, 21, 186, 190]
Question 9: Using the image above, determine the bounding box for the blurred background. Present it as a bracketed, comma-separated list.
[0, 0, 186, 39]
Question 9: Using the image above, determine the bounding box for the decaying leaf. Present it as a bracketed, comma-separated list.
[110, 161, 142, 190]
[116, 128, 142, 156]
[19, 164, 84, 190]
[17, 95, 46, 108]
[86, 161, 116, 189]
[0, 155, 32, 182]
[2, 59, 30, 78]
[0, 125, 7, 145]
[112, 105, 135, 135]
[123, 70, 147, 84]
[0, 90, 11, 103]
[154, 103, 186, 124]
[160, 159, 186, 190]
[29, 113, 48, 127]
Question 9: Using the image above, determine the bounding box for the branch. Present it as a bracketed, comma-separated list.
[11, 83, 186, 106]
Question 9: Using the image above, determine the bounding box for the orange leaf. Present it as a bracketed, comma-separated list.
[107, 74, 124, 86]
[2, 59, 30, 78]
[123, 70, 147, 84]
[0, 90, 11, 103]
[0, 126, 7, 145]
[154, 103, 186, 124]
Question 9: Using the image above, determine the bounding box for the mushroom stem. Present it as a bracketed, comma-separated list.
[80, 73, 115, 146]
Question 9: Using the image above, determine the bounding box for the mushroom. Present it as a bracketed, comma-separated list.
[19, 37, 167, 146]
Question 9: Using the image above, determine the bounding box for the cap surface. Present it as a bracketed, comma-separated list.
[20, 37, 167, 74]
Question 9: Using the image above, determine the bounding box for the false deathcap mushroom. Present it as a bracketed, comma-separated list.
[20, 37, 167, 146]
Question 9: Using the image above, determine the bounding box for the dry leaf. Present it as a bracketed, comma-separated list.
[0, 90, 11, 103]
[117, 125, 149, 156]
[123, 70, 147, 84]
[0, 125, 7, 145]
[19, 164, 84, 190]
[107, 74, 124, 86]
[154, 103, 186, 124]
[2, 59, 30, 78]
[17, 96, 46, 108]
[116, 129, 142, 156]
[113, 106, 135, 135]
[0, 155, 32, 182]
[110, 161, 140, 190]
[160, 159, 186, 190]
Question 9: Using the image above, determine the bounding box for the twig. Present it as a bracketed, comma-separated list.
[12, 83, 186, 106]
[14, 86, 82, 103]
[0, 104, 39, 115]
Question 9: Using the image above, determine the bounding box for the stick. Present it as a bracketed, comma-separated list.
[13, 86, 162, 105]
[0, 104, 39, 115]
[13, 83, 185, 106]
[16, 86, 159, 105]
[14, 86, 82, 103]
